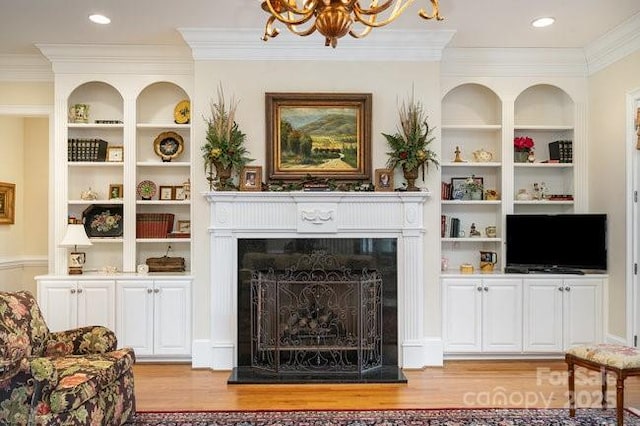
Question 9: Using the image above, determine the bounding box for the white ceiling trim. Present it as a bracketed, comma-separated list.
[0, 54, 52, 81]
[441, 48, 588, 78]
[36, 44, 194, 75]
[585, 12, 640, 75]
[179, 28, 456, 61]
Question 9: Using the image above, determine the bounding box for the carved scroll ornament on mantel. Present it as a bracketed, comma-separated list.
[297, 203, 337, 233]
[301, 208, 335, 225]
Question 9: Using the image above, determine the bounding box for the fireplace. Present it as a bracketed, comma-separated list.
[202, 192, 431, 377]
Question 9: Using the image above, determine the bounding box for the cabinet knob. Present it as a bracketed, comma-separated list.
[154, 288, 160, 294]
[147, 288, 153, 294]
[483, 286, 489, 292]
[70, 289, 76, 294]
[565, 286, 571, 292]
[477, 286, 483, 292]
[77, 288, 83, 293]
[559, 287, 564, 292]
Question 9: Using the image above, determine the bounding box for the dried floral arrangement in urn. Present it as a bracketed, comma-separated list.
[382, 91, 438, 191]
[202, 85, 253, 190]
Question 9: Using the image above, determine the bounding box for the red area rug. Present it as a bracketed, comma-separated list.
[128, 408, 640, 425]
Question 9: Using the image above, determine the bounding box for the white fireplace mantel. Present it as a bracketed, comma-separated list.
[200, 191, 431, 370]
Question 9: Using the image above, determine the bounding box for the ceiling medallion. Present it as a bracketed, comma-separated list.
[260, 0, 444, 48]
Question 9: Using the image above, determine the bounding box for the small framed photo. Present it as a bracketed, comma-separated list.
[159, 186, 175, 201]
[106, 146, 124, 162]
[375, 168, 394, 192]
[240, 166, 262, 191]
[0, 182, 16, 224]
[176, 220, 191, 234]
[174, 186, 186, 200]
[108, 184, 123, 200]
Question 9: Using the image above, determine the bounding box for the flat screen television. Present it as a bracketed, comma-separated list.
[505, 214, 607, 273]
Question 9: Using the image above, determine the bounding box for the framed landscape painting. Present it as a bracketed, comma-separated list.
[266, 92, 372, 181]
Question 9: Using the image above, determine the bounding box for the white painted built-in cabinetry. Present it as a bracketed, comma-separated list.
[442, 276, 605, 356]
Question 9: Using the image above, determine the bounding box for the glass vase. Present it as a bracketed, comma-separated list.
[514, 150, 529, 163]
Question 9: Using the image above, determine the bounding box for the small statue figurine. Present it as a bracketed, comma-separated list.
[469, 223, 481, 237]
[539, 182, 548, 200]
[453, 146, 464, 163]
[527, 149, 536, 163]
[533, 182, 541, 200]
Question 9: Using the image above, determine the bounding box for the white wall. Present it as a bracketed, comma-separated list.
[588, 50, 640, 338]
[190, 60, 443, 341]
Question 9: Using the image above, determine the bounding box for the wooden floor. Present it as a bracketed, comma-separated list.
[133, 360, 640, 411]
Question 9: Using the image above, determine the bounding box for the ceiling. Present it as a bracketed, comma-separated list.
[1, 0, 639, 56]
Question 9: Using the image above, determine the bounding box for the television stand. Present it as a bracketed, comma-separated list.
[505, 265, 585, 275]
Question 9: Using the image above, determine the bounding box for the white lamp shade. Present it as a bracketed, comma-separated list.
[59, 224, 93, 248]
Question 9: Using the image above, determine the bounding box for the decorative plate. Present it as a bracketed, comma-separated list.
[82, 204, 124, 238]
[153, 131, 184, 162]
[173, 99, 190, 124]
[137, 180, 157, 200]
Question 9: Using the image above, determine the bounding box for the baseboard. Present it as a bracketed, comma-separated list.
[191, 339, 212, 368]
[423, 337, 444, 366]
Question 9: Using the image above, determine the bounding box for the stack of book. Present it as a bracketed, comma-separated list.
[441, 181, 452, 200]
[441, 215, 461, 238]
[68, 139, 108, 162]
[548, 140, 573, 163]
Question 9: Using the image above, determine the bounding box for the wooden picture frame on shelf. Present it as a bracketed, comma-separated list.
[450, 176, 484, 200]
[176, 220, 190, 234]
[0, 182, 16, 224]
[240, 166, 262, 191]
[159, 186, 175, 201]
[374, 168, 394, 192]
[108, 184, 123, 200]
[174, 186, 187, 200]
[106, 146, 124, 162]
[265, 92, 372, 182]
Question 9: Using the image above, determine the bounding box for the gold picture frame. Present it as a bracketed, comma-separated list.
[159, 186, 175, 200]
[106, 146, 124, 162]
[240, 166, 262, 191]
[176, 220, 191, 234]
[108, 184, 123, 200]
[265, 92, 372, 182]
[0, 182, 15, 224]
[375, 169, 394, 192]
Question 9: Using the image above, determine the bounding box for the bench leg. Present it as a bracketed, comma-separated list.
[601, 367, 607, 410]
[617, 375, 624, 426]
[568, 360, 575, 417]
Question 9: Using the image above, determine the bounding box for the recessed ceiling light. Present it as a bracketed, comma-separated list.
[531, 17, 555, 28]
[89, 14, 111, 25]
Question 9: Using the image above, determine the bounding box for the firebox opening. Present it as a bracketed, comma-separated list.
[229, 238, 406, 384]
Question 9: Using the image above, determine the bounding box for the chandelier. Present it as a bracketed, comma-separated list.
[260, 0, 443, 48]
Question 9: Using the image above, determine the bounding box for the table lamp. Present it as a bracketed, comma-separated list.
[59, 221, 92, 274]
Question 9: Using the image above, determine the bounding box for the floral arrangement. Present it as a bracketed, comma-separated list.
[202, 85, 253, 185]
[514, 136, 534, 152]
[463, 175, 483, 193]
[382, 92, 439, 176]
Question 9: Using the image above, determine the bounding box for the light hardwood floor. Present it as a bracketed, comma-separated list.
[132, 360, 640, 411]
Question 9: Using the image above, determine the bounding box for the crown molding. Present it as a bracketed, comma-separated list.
[35, 44, 193, 75]
[0, 54, 53, 81]
[585, 12, 640, 75]
[179, 28, 456, 61]
[441, 48, 588, 77]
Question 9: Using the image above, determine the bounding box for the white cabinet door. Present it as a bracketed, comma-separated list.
[523, 279, 564, 352]
[77, 280, 115, 330]
[442, 279, 482, 352]
[37, 280, 76, 332]
[482, 279, 522, 352]
[153, 280, 191, 355]
[563, 278, 602, 349]
[117, 280, 154, 356]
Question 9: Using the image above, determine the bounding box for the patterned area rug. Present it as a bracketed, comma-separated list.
[128, 408, 640, 425]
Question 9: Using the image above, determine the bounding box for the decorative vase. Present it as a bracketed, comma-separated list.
[402, 166, 420, 192]
[514, 150, 529, 163]
[212, 160, 233, 189]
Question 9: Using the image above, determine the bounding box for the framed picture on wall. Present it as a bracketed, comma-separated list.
[0, 182, 15, 224]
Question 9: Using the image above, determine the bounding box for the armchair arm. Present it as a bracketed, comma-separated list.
[45, 326, 117, 356]
[0, 347, 27, 383]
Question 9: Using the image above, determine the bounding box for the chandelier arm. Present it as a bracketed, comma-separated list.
[353, 1, 414, 28]
[353, 0, 404, 16]
[265, 0, 318, 17]
[287, 22, 318, 37]
[418, 0, 443, 20]
[262, 16, 281, 40]
[348, 25, 373, 39]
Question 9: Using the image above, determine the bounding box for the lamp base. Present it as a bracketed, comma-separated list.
[68, 266, 83, 275]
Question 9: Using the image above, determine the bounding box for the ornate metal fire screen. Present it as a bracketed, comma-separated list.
[250, 251, 383, 374]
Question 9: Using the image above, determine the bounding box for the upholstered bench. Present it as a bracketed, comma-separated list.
[566, 344, 640, 425]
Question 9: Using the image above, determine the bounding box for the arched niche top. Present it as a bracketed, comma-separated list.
[515, 84, 574, 127]
[68, 81, 123, 123]
[137, 81, 190, 124]
[442, 83, 502, 126]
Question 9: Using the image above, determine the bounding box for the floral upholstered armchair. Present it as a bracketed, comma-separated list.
[0, 291, 136, 426]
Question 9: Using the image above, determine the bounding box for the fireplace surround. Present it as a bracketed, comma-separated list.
[203, 191, 431, 373]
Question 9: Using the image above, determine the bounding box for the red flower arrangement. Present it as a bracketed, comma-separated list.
[514, 136, 534, 152]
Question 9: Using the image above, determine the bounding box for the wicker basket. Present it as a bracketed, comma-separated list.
[136, 213, 174, 238]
